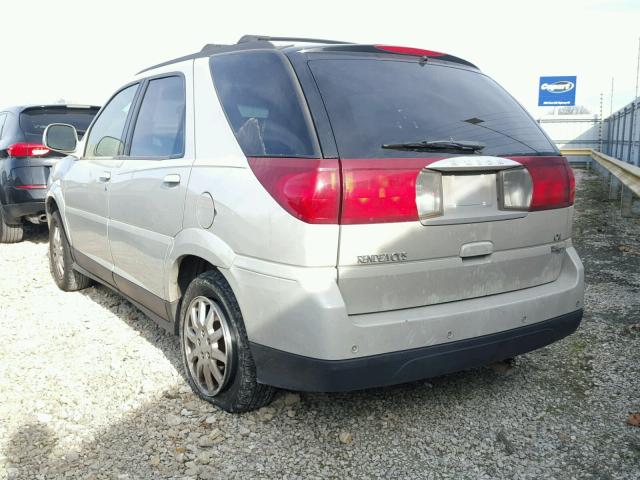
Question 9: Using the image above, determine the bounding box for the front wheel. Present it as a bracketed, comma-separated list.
[179, 270, 275, 412]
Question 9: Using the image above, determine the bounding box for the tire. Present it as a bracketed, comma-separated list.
[0, 208, 24, 243]
[48, 211, 93, 291]
[179, 269, 276, 413]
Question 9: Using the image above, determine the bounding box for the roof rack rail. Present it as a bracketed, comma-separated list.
[238, 35, 352, 45]
[137, 40, 274, 75]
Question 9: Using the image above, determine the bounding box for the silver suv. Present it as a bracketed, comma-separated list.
[44, 35, 584, 412]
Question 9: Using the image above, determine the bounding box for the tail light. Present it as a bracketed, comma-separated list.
[416, 170, 443, 220]
[498, 167, 533, 211]
[248, 157, 437, 224]
[247, 157, 340, 224]
[374, 45, 445, 57]
[517, 157, 574, 211]
[248, 156, 574, 225]
[7, 143, 50, 157]
[340, 158, 434, 224]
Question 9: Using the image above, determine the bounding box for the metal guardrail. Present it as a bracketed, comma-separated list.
[561, 148, 594, 157]
[561, 148, 640, 216]
[560, 148, 593, 166]
[590, 150, 640, 198]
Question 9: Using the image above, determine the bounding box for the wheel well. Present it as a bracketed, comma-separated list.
[177, 255, 216, 298]
[174, 255, 217, 334]
[46, 198, 59, 215]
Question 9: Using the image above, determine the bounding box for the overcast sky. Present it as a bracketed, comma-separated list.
[2, 0, 638, 118]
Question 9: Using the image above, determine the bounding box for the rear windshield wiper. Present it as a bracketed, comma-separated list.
[381, 140, 485, 153]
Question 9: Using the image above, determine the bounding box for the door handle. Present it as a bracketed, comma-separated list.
[163, 174, 181, 185]
[99, 171, 111, 182]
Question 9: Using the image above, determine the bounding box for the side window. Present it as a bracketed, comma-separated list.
[129, 76, 186, 158]
[0, 113, 7, 139]
[210, 51, 319, 158]
[85, 84, 139, 158]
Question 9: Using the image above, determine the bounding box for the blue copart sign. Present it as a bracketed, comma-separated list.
[538, 76, 576, 106]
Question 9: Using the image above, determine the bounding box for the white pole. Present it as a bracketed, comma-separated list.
[635, 36, 640, 100]
[610, 77, 614, 116]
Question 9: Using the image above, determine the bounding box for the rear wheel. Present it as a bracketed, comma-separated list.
[179, 270, 276, 413]
[49, 211, 93, 291]
[0, 208, 24, 244]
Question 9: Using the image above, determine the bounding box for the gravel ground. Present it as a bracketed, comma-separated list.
[1, 168, 639, 480]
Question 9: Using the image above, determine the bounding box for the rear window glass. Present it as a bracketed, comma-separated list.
[20, 107, 98, 142]
[210, 51, 319, 158]
[308, 59, 556, 158]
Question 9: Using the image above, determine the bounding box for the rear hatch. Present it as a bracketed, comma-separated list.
[17, 105, 100, 182]
[306, 54, 574, 315]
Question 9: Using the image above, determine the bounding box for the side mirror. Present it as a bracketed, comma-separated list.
[43, 123, 78, 154]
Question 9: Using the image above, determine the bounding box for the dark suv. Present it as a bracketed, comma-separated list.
[0, 105, 99, 242]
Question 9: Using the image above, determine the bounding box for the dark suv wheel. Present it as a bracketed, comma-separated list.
[179, 270, 275, 412]
[0, 208, 23, 244]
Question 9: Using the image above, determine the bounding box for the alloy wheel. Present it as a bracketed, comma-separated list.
[51, 225, 65, 279]
[183, 296, 233, 396]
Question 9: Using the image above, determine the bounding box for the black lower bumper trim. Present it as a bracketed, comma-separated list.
[2, 201, 45, 223]
[251, 309, 583, 392]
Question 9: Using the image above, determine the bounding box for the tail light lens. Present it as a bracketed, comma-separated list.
[498, 167, 533, 211]
[517, 157, 574, 211]
[248, 157, 439, 224]
[247, 157, 340, 224]
[249, 156, 574, 225]
[7, 143, 50, 157]
[341, 159, 435, 224]
[416, 170, 443, 220]
[374, 45, 445, 57]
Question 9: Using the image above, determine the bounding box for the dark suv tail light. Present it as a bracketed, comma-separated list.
[517, 157, 574, 211]
[7, 143, 50, 157]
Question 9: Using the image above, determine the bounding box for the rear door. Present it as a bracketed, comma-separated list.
[307, 56, 574, 315]
[108, 70, 192, 314]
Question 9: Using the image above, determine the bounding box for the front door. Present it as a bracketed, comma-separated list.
[63, 83, 140, 282]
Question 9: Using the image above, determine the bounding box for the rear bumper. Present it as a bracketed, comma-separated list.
[251, 309, 582, 392]
[1, 200, 46, 223]
[226, 246, 584, 362]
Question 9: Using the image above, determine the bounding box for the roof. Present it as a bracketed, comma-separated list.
[137, 35, 477, 74]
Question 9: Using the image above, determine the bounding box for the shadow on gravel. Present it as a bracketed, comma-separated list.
[3, 363, 518, 479]
[22, 224, 48, 244]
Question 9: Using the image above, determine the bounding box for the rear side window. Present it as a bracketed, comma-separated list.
[85, 84, 139, 158]
[130, 76, 186, 158]
[308, 59, 556, 158]
[19, 107, 98, 143]
[210, 51, 319, 158]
